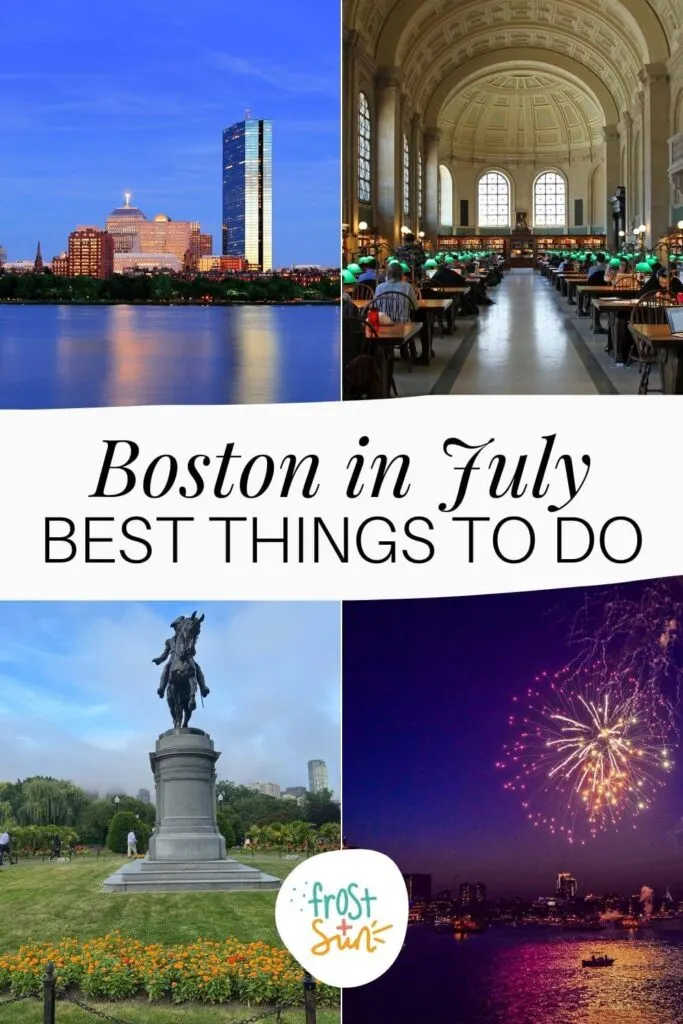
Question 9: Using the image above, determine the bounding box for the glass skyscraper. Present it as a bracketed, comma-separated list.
[222, 117, 273, 271]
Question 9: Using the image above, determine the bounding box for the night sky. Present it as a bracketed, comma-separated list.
[343, 585, 683, 899]
[1, 0, 339, 265]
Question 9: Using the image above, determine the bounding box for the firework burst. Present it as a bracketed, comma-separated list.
[497, 666, 676, 843]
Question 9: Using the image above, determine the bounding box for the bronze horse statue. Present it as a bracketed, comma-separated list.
[154, 612, 209, 728]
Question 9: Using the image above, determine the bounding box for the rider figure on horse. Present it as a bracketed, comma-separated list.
[154, 614, 210, 713]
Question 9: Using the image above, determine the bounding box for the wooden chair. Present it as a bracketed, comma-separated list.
[362, 290, 418, 395]
[628, 294, 677, 394]
[342, 316, 380, 400]
[613, 275, 639, 291]
[351, 282, 374, 300]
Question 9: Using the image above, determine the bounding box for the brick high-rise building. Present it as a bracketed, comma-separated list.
[196, 255, 248, 273]
[68, 228, 114, 278]
[190, 228, 213, 262]
[52, 252, 69, 275]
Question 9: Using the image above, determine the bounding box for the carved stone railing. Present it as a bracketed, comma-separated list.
[670, 133, 683, 196]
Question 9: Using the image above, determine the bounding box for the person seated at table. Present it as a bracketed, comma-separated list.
[587, 253, 608, 281]
[639, 265, 668, 296]
[428, 261, 468, 288]
[558, 257, 575, 273]
[657, 269, 683, 297]
[613, 258, 632, 281]
[357, 258, 378, 286]
[605, 259, 621, 284]
[374, 262, 418, 322]
[423, 260, 484, 314]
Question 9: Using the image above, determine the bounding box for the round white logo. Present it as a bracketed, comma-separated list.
[275, 848, 409, 988]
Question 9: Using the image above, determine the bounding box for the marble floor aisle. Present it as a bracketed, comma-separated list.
[394, 270, 642, 396]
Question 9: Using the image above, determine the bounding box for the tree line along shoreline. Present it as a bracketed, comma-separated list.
[0, 271, 341, 305]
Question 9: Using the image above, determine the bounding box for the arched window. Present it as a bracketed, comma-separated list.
[403, 134, 410, 216]
[358, 92, 371, 204]
[478, 171, 510, 228]
[439, 165, 453, 227]
[533, 171, 566, 227]
[417, 148, 423, 221]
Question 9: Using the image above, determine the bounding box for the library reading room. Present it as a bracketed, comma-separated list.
[342, 0, 683, 398]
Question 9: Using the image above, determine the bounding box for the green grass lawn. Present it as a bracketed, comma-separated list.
[2, 1002, 339, 1023]
[0, 853, 301, 951]
[0, 854, 339, 1022]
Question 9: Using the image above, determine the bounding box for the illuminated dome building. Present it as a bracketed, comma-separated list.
[103, 194, 212, 266]
[105, 193, 147, 253]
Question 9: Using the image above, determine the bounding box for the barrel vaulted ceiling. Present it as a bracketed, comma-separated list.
[346, 0, 680, 132]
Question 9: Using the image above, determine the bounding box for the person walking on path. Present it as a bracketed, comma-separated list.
[127, 830, 137, 857]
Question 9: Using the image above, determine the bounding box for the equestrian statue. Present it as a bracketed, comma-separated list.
[153, 612, 210, 728]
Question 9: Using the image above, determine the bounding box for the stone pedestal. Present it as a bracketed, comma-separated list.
[102, 727, 280, 894]
[148, 728, 226, 862]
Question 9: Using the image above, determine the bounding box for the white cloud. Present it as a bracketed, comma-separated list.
[208, 54, 338, 98]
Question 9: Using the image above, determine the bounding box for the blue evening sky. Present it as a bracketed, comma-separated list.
[0, 0, 340, 266]
[0, 602, 340, 797]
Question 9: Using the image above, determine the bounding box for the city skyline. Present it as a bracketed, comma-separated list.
[0, 0, 339, 265]
[343, 584, 683, 897]
[0, 602, 340, 797]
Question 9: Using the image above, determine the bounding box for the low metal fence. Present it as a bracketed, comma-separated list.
[0, 963, 319, 1023]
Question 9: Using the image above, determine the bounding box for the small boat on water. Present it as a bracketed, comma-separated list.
[582, 954, 615, 968]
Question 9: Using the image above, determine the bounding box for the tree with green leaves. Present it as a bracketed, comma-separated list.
[216, 812, 236, 851]
[302, 788, 340, 826]
[106, 812, 150, 856]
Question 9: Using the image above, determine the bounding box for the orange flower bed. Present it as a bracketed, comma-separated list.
[0, 933, 336, 1006]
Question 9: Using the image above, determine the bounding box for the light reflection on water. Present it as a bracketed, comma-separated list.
[343, 928, 683, 1024]
[0, 305, 338, 407]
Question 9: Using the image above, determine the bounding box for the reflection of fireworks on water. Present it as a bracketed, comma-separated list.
[497, 666, 676, 844]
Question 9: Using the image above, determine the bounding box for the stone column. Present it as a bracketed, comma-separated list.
[376, 67, 403, 245]
[622, 111, 633, 229]
[343, 30, 360, 234]
[424, 128, 440, 245]
[603, 125, 620, 238]
[641, 64, 671, 242]
[148, 728, 226, 862]
[411, 113, 422, 235]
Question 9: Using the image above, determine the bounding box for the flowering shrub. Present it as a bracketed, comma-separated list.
[0, 933, 337, 1007]
[4, 826, 79, 855]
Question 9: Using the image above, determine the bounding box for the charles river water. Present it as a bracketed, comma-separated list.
[0, 305, 339, 407]
[343, 925, 683, 1023]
